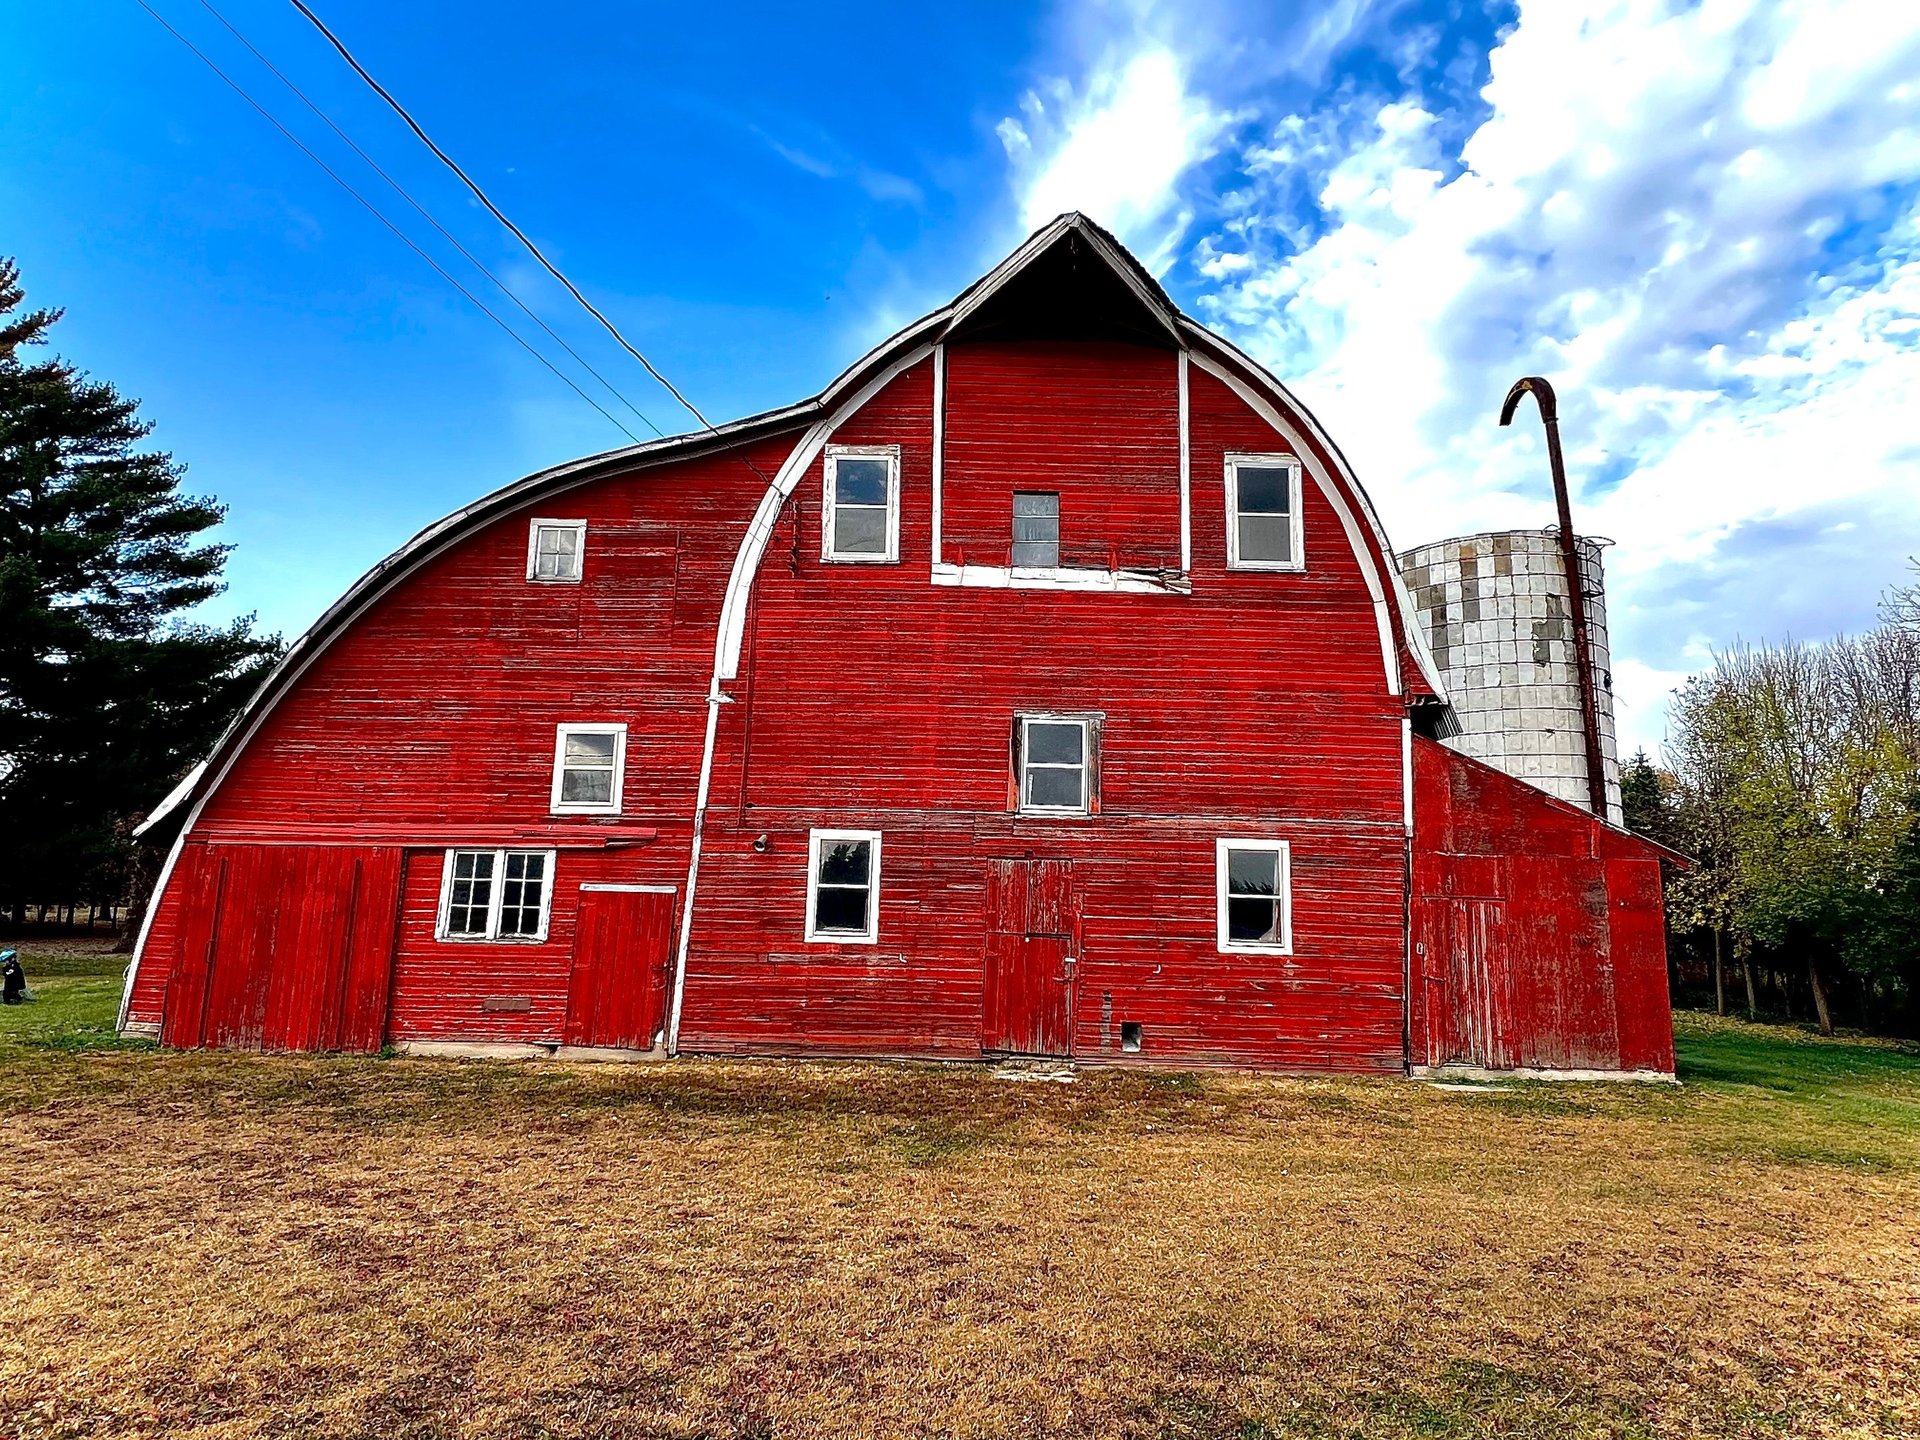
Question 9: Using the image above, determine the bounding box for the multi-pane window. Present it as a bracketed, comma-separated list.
[551, 723, 626, 814]
[805, 829, 881, 943]
[527, 519, 587, 582]
[1225, 455, 1303, 570]
[438, 849, 554, 942]
[1012, 492, 1061, 568]
[1016, 714, 1095, 815]
[822, 445, 900, 563]
[1216, 839, 1292, 953]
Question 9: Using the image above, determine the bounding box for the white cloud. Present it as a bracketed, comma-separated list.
[998, 47, 1233, 269]
[1177, 0, 1920, 758]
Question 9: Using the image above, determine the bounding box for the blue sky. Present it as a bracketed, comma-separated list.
[6, 0, 1919, 758]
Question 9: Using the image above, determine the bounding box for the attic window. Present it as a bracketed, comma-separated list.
[528, 519, 586, 582]
[1012, 492, 1060, 568]
[1224, 455, 1304, 571]
[822, 445, 900, 563]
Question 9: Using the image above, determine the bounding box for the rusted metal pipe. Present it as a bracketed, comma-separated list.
[1499, 376, 1609, 819]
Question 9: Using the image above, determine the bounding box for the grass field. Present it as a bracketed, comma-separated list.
[2, 945, 1917, 1439]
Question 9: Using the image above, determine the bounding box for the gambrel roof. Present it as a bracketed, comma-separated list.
[136, 213, 1449, 842]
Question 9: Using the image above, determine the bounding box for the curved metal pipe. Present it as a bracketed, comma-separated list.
[1499, 377, 1609, 818]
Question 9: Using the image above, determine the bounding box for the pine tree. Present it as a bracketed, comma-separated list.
[0, 257, 280, 922]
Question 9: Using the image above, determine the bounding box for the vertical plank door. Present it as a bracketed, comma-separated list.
[563, 886, 676, 1051]
[981, 858, 1078, 1057]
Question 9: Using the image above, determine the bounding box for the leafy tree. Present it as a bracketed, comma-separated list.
[0, 256, 279, 923]
[1666, 626, 1920, 1035]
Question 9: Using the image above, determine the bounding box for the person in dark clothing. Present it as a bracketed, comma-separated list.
[1, 950, 24, 1004]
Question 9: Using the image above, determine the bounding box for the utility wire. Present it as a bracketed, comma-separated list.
[287, 0, 716, 432]
[192, 0, 664, 439]
[135, 0, 643, 444]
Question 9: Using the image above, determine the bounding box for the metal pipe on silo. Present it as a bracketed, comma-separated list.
[1498, 377, 1609, 819]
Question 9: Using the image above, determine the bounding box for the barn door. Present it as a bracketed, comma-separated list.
[1428, 897, 1512, 1070]
[981, 859, 1078, 1058]
[162, 844, 402, 1053]
[563, 885, 675, 1050]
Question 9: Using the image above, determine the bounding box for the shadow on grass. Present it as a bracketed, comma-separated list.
[1672, 1011, 1920, 1173]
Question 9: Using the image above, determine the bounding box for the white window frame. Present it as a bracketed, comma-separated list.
[822, 444, 901, 564]
[526, 518, 588, 582]
[804, 827, 882, 944]
[1016, 713, 1095, 818]
[1215, 838, 1293, 954]
[1224, 453, 1305, 572]
[435, 847, 556, 943]
[550, 722, 627, 815]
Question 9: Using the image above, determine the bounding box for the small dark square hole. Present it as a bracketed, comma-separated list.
[1120, 1022, 1142, 1053]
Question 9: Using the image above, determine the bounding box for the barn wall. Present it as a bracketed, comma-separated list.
[129, 331, 1535, 1073]
[1409, 737, 1675, 1074]
[678, 345, 1411, 1071]
[127, 439, 789, 1038]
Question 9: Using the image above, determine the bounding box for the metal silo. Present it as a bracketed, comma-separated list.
[1397, 529, 1622, 825]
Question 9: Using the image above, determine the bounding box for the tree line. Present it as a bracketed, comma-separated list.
[1623, 575, 1920, 1036]
[0, 257, 279, 936]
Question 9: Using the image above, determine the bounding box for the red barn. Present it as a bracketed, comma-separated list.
[120, 215, 1677, 1077]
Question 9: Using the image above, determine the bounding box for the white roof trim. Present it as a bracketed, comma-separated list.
[132, 762, 205, 837]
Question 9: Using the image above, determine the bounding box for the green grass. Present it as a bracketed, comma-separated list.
[0, 944, 148, 1054]
[1671, 1009, 1920, 1171]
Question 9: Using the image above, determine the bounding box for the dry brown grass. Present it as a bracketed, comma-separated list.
[1, 980, 1917, 1439]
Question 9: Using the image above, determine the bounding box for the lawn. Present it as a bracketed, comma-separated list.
[2, 946, 1917, 1439]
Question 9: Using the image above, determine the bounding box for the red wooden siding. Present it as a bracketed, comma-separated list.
[125, 216, 1670, 1076]
[678, 343, 1410, 1072]
[129, 441, 788, 1036]
[942, 342, 1180, 571]
[1410, 737, 1675, 1074]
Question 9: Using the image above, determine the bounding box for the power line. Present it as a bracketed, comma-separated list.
[191, 0, 665, 439]
[287, 0, 716, 432]
[134, 0, 644, 445]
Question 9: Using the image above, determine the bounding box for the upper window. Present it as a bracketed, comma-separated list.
[1216, 839, 1292, 953]
[822, 445, 900, 563]
[437, 848, 554, 942]
[550, 723, 627, 814]
[1016, 713, 1097, 816]
[527, 519, 587, 582]
[1224, 454, 1304, 571]
[805, 829, 881, 943]
[1012, 492, 1061, 568]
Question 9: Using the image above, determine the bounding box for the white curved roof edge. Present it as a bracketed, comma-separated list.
[134, 762, 206, 836]
[149, 212, 1447, 835]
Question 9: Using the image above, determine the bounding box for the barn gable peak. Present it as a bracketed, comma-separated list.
[939, 213, 1184, 350]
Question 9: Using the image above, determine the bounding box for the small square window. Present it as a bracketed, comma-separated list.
[1224, 455, 1303, 571]
[823, 446, 900, 563]
[1012, 492, 1060, 568]
[527, 519, 587, 582]
[1016, 714, 1097, 816]
[805, 829, 881, 943]
[1216, 839, 1292, 953]
[437, 848, 554, 942]
[551, 723, 627, 814]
